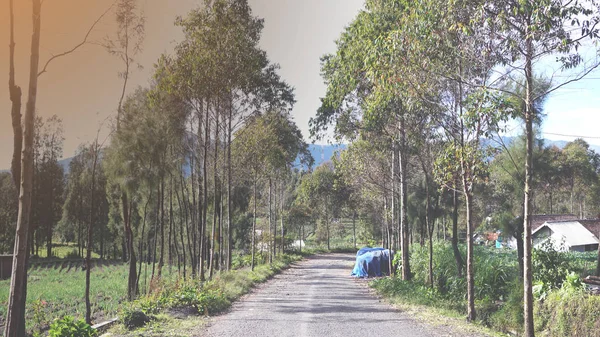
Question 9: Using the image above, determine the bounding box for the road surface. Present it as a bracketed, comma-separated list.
[201, 253, 487, 337]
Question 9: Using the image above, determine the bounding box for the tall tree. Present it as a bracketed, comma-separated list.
[4, 1, 42, 335]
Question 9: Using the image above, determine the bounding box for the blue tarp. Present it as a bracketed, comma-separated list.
[356, 247, 385, 257]
[351, 248, 391, 278]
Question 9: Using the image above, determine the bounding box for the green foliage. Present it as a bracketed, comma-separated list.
[532, 240, 579, 289]
[0, 172, 18, 253]
[120, 307, 151, 330]
[48, 316, 97, 337]
[535, 289, 600, 337]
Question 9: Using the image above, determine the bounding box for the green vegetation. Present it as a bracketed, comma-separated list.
[48, 316, 96, 337]
[0, 262, 176, 334]
[0, 254, 301, 335]
[373, 243, 599, 335]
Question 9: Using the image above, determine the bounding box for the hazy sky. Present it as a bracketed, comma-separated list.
[0, 0, 364, 169]
[1, 0, 599, 169]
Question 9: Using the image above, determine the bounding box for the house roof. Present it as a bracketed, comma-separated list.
[579, 219, 600, 237]
[533, 221, 599, 247]
[531, 214, 578, 231]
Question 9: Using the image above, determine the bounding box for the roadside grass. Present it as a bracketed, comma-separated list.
[109, 253, 303, 335]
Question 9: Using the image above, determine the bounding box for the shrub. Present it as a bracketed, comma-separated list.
[64, 249, 80, 259]
[536, 289, 600, 336]
[120, 307, 151, 330]
[532, 240, 577, 289]
[48, 316, 96, 337]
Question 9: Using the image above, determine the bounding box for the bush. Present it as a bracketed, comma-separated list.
[532, 240, 578, 289]
[536, 289, 600, 336]
[64, 249, 80, 259]
[120, 307, 151, 330]
[48, 316, 97, 337]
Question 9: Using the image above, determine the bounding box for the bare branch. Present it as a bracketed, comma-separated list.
[38, 1, 116, 78]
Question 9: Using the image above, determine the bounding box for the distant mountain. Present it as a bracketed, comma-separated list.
[0, 157, 73, 175]
[305, 144, 347, 169]
[3, 139, 599, 174]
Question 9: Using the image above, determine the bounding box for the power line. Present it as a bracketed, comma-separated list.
[543, 132, 600, 139]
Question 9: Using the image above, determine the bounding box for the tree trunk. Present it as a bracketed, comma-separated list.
[326, 197, 330, 251]
[158, 177, 165, 278]
[280, 183, 285, 255]
[9, 0, 22, 193]
[227, 100, 233, 271]
[251, 179, 257, 271]
[352, 212, 357, 249]
[399, 126, 411, 281]
[268, 178, 273, 263]
[4, 1, 41, 335]
[463, 185, 475, 322]
[209, 107, 219, 279]
[523, 28, 535, 337]
[201, 101, 210, 281]
[452, 187, 463, 277]
[85, 143, 99, 325]
[123, 194, 137, 300]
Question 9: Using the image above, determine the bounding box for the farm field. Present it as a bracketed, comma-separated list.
[0, 260, 174, 333]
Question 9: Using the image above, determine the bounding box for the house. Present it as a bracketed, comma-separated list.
[532, 220, 599, 252]
[501, 214, 579, 249]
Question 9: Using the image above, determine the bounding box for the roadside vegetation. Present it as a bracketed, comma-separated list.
[372, 244, 599, 336]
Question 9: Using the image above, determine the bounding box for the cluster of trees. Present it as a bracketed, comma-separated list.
[309, 0, 600, 336]
[2, 0, 314, 334]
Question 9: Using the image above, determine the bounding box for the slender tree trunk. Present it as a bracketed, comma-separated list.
[227, 100, 233, 270]
[85, 143, 99, 325]
[180, 169, 193, 277]
[352, 212, 356, 249]
[168, 176, 174, 275]
[399, 126, 411, 281]
[391, 143, 396, 271]
[251, 179, 257, 271]
[201, 101, 210, 281]
[523, 28, 535, 337]
[268, 178, 273, 263]
[209, 107, 219, 279]
[174, 176, 186, 278]
[190, 136, 197, 278]
[463, 185, 475, 322]
[452, 186, 463, 277]
[384, 195, 392, 276]
[280, 182, 284, 255]
[124, 195, 137, 300]
[4, 1, 41, 335]
[9, 0, 22, 193]
[326, 197, 330, 250]
[158, 176, 165, 278]
[136, 190, 152, 297]
[422, 163, 433, 287]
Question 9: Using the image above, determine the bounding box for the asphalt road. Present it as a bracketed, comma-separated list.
[201, 253, 485, 337]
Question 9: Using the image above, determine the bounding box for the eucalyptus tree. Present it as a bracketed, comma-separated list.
[157, 0, 295, 277]
[297, 163, 337, 249]
[312, 0, 419, 280]
[477, 1, 600, 333]
[31, 115, 65, 258]
[4, 2, 120, 332]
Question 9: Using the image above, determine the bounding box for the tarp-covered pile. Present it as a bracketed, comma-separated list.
[351, 247, 391, 278]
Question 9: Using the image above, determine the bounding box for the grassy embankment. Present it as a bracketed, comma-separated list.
[370, 243, 600, 337]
